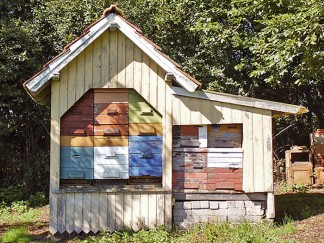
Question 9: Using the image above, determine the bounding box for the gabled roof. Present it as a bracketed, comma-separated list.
[172, 86, 308, 116]
[23, 4, 308, 116]
[23, 4, 201, 105]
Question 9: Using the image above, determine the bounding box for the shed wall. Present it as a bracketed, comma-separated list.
[172, 96, 273, 193]
[50, 29, 172, 233]
[51, 191, 170, 234]
[50, 28, 273, 233]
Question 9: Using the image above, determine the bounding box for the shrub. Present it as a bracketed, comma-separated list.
[0, 185, 26, 204]
[11, 200, 29, 213]
[28, 192, 48, 207]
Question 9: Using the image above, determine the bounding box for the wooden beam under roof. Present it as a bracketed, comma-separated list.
[171, 86, 308, 116]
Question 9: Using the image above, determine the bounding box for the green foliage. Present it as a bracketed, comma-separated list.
[0, 0, 322, 198]
[28, 192, 48, 207]
[0, 185, 26, 204]
[291, 183, 310, 193]
[11, 200, 29, 213]
[0, 227, 32, 243]
[0, 203, 48, 224]
[0, 0, 51, 199]
[81, 221, 295, 243]
[278, 181, 292, 193]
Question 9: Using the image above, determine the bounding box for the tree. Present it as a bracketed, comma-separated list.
[1, 0, 321, 201]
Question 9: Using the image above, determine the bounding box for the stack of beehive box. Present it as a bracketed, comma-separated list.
[128, 90, 162, 179]
[172, 124, 243, 191]
[59, 89, 162, 183]
[60, 90, 95, 180]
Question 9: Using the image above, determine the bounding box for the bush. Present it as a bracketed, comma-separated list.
[0, 185, 26, 205]
[11, 200, 29, 213]
[28, 192, 48, 207]
[292, 183, 309, 193]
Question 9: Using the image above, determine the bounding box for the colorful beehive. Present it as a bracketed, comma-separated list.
[23, 4, 307, 234]
[172, 125, 243, 191]
[60, 89, 163, 182]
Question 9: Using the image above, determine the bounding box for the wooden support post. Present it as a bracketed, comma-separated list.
[266, 192, 275, 219]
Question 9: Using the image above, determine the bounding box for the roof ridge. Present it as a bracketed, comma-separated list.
[102, 3, 124, 17]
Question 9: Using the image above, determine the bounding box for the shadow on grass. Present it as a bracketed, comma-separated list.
[275, 193, 324, 223]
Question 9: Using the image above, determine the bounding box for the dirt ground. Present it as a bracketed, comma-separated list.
[285, 213, 324, 242]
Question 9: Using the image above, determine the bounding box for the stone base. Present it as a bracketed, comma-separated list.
[173, 200, 266, 227]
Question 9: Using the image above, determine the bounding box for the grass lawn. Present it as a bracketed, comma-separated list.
[1, 191, 324, 242]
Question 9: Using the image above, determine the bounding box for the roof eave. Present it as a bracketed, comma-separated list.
[172, 87, 308, 116]
[24, 11, 201, 104]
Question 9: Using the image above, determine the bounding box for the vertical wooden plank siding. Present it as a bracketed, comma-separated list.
[84, 43, 93, 90]
[59, 66, 68, 118]
[99, 193, 108, 230]
[164, 193, 172, 228]
[101, 30, 110, 88]
[132, 194, 141, 231]
[266, 192, 275, 219]
[141, 53, 150, 101]
[90, 193, 100, 233]
[252, 112, 265, 192]
[200, 99, 212, 124]
[115, 193, 124, 230]
[140, 194, 149, 228]
[57, 193, 66, 233]
[182, 97, 191, 124]
[242, 108, 255, 192]
[108, 194, 116, 231]
[172, 96, 274, 193]
[157, 194, 165, 226]
[148, 194, 157, 228]
[109, 30, 118, 88]
[92, 34, 102, 88]
[133, 45, 142, 92]
[123, 194, 132, 228]
[67, 60, 76, 108]
[163, 82, 173, 226]
[117, 31, 126, 88]
[190, 98, 202, 124]
[157, 68, 166, 115]
[75, 51, 85, 102]
[49, 79, 60, 233]
[58, 30, 167, 118]
[212, 104, 223, 123]
[263, 112, 273, 191]
[125, 37, 134, 88]
[49, 27, 278, 233]
[172, 97, 180, 125]
[149, 61, 158, 109]
[82, 193, 91, 234]
[74, 193, 83, 233]
[66, 193, 75, 233]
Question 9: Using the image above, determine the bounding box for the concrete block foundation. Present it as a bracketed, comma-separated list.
[173, 199, 265, 227]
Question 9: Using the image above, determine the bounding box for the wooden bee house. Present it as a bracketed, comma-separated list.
[24, 4, 307, 234]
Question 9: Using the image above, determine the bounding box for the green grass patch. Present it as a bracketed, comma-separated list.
[79, 220, 295, 243]
[0, 205, 48, 225]
[275, 193, 324, 222]
[0, 227, 32, 243]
